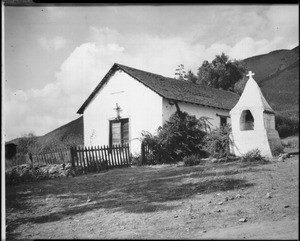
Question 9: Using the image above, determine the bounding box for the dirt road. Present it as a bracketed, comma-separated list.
[6, 156, 298, 239]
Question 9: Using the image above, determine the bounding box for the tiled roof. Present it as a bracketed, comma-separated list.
[77, 63, 240, 114]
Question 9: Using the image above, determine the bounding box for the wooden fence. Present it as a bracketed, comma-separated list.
[31, 148, 71, 165]
[29, 144, 131, 174]
[70, 144, 131, 174]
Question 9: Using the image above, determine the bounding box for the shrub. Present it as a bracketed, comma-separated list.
[141, 111, 211, 163]
[275, 114, 299, 138]
[183, 154, 202, 166]
[203, 124, 232, 159]
[271, 143, 285, 156]
[281, 137, 299, 148]
[241, 149, 268, 163]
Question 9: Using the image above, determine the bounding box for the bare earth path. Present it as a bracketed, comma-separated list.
[6, 156, 298, 239]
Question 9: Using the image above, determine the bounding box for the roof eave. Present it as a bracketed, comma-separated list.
[76, 64, 120, 114]
[166, 98, 234, 111]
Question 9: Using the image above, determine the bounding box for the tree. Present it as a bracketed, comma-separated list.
[233, 75, 248, 95]
[197, 53, 247, 91]
[17, 132, 41, 155]
[174, 64, 187, 81]
[186, 70, 197, 83]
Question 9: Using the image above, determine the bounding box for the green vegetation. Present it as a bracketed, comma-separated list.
[241, 149, 268, 163]
[183, 154, 202, 166]
[275, 114, 299, 138]
[141, 111, 211, 163]
[197, 53, 247, 91]
[203, 124, 232, 159]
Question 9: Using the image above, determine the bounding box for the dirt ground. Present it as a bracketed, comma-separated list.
[5, 155, 299, 240]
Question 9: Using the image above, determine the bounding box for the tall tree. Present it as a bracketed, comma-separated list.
[233, 75, 248, 95]
[174, 64, 187, 81]
[197, 53, 247, 91]
[186, 70, 197, 83]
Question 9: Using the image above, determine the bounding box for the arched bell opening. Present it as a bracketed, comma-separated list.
[240, 110, 254, 131]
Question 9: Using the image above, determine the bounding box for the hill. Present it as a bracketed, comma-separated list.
[7, 116, 84, 149]
[7, 46, 299, 147]
[243, 46, 299, 118]
[39, 115, 83, 145]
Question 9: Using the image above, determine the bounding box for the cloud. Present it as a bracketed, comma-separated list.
[5, 21, 298, 140]
[38, 36, 67, 51]
[264, 5, 299, 48]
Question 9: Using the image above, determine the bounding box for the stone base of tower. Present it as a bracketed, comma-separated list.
[230, 129, 281, 158]
[266, 129, 284, 156]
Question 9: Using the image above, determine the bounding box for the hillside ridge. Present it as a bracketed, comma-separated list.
[7, 46, 299, 144]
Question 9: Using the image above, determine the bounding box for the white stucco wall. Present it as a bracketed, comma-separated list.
[162, 99, 231, 130]
[83, 70, 163, 155]
[230, 102, 282, 158]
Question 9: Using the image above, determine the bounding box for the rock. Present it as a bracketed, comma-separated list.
[211, 158, 218, 163]
[218, 201, 223, 205]
[266, 193, 272, 198]
[284, 205, 290, 208]
[229, 197, 235, 200]
[215, 209, 222, 212]
[219, 157, 227, 162]
[278, 153, 290, 162]
[200, 230, 207, 233]
[239, 218, 247, 222]
[65, 163, 72, 169]
[174, 215, 178, 218]
[176, 162, 185, 167]
[201, 158, 211, 161]
[49, 167, 58, 174]
[282, 153, 290, 159]
[236, 194, 242, 199]
[223, 197, 229, 202]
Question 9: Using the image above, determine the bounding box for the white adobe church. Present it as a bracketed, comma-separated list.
[77, 63, 282, 157]
[77, 63, 240, 155]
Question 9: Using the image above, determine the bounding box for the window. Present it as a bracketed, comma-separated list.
[240, 110, 254, 131]
[216, 113, 228, 127]
[109, 118, 129, 146]
[220, 116, 227, 127]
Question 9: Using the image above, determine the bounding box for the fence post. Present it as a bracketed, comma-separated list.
[29, 152, 33, 167]
[141, 142, 145, 166]
[70, 147, 76, 169]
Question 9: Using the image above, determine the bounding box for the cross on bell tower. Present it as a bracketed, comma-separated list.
[246, 70, 255, 79]
[114, 103, 122, 120]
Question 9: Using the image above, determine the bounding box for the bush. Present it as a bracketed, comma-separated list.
[203, 124, 232, 159]
[281, 137, 299, 148]
[275, 114, 299, 138]
[271, 143, 285, 156]
[141, 111, 211, 164]
[183, 154, 202, 166]
[241, 149, 268, 163]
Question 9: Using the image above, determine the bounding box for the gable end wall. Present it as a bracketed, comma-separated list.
[83, 70, 163, 155]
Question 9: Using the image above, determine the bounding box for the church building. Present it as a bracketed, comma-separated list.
[77, 63, 240, 155]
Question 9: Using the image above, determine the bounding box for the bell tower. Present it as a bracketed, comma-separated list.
[229, 71, 283, 157]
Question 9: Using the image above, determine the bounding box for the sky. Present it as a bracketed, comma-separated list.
[3, 4, 299, 141]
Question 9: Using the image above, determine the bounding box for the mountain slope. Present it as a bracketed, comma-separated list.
[243, 46, 299, 118]
[6, 116, 84, 147]
[7, 46, 299, 145]
[39, 116, 83, 144]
